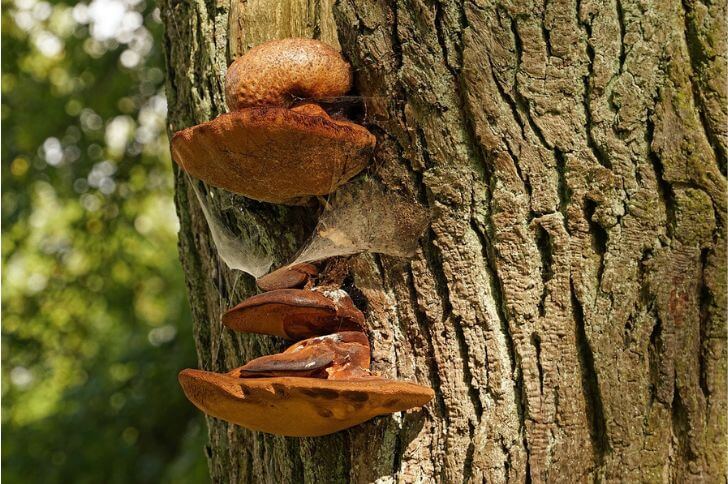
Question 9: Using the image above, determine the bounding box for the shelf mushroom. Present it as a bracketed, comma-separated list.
[178, 370, 434, 437]
[255, 262, 319, 292]
[221, 288, 365, 340]
[227, 331, 372, 379]
[179, 286, 434, 436]
[171, 39, 376, 204]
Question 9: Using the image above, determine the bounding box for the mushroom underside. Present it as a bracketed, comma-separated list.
[171, 107, 375, 204]
[178, 371, 434, 437]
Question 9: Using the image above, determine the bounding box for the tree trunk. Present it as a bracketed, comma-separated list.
[160, 0, 726, 481]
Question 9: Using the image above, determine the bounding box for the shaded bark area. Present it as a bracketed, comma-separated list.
[161, 0, 726, 481]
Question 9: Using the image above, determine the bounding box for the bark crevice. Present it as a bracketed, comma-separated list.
[571, 279, 609, 465]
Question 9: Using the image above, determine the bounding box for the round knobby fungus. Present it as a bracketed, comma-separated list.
[178, 371, 434, 437]
[225, 38, 352, 111]
[170, 39, 375, 205]
[222, 288, 365, 340]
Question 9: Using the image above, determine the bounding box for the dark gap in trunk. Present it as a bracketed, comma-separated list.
[646, 115, 676, 240]
[584, 199, 608, 285]
[531, 332, 544, 395]
[534, 223, 554, 318]
[571, 279, 609, 464]
[698, 247, 712, 399]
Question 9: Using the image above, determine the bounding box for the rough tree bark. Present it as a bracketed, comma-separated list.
[160, 0, 727, 482]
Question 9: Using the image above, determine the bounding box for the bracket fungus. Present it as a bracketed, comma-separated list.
[221, 288, 365, 340]
[176, 38, 432, 437]
[171, 39, 376, 204]
[224, 38, 353, 111]
[178, 371, 434, 437]
[180, 284, 434, 436]
[228, 331, 371, 379]
[256, 262, 319, 291]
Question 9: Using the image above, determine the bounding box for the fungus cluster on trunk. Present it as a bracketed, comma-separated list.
[180, 265, 433, 436]
[174, 39, 433, 437]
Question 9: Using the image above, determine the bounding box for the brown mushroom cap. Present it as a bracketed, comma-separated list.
[257, 263, 319, 292]
[170, 105, 375, 204]
[178, 370, 434, 437]
[228, 331, 371, 379]
[222, 288, 364, 340]
[225, 38, 352, 111]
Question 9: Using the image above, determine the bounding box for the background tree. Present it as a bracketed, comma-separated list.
[2, 0, 207, 481]
[161, 0, 726, 481]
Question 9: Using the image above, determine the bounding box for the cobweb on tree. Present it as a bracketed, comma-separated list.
[291, 177, 430, 265]
[187, 174, 273, 278]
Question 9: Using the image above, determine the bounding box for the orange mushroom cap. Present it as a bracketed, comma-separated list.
[225, 38, 352, 111]
[170, 104, 375, 204]
[256, 263, 319, 292]
[222, 288, 364, 340]
[228, 331, 371, 379]
[178, 371, 434, 437]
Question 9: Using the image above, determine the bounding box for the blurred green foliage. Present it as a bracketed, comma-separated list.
[2, 0, 208, 481]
